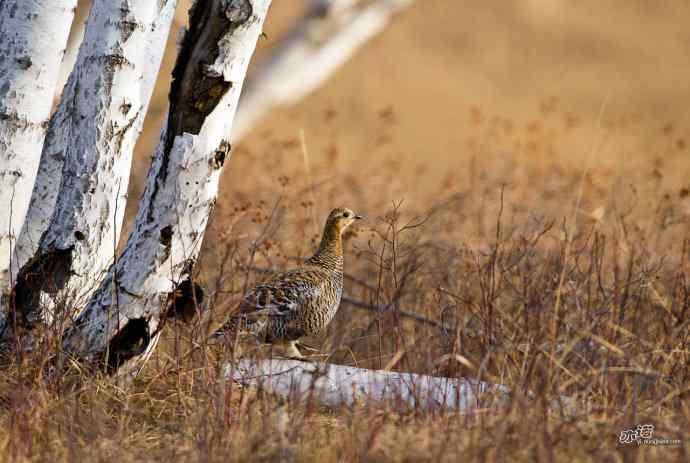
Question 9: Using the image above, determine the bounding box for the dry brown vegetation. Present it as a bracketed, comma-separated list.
[2, 0, 690, 461]
[1, 126, 688, 461]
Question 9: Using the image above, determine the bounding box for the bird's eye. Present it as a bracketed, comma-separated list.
[343, 212, 351, 218]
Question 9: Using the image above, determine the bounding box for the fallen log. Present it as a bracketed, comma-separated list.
[228, 358, 512, 412]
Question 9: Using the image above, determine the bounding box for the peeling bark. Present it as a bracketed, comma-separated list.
[63, 0, 273, 371]
[6, 0, 178, 336]
[0, 0, 77, 307]
[233, 0, 414, 140]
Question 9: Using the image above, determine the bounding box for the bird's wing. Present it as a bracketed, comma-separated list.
[214, 267, 329, 341]
[239, 267, 326, 318]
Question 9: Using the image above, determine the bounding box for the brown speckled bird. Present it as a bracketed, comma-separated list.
[221, 207, 362, 358]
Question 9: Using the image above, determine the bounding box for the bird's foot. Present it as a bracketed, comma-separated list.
[284, 341, 305, 360]
[296, 342, 320, 353]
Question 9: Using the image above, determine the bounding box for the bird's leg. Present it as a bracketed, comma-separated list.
[284, 340, 304, 359]
[295, 341, 320, 353]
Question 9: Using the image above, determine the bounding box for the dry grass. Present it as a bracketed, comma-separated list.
[3, 1, 690, 461]
[1, 129, 688, 461]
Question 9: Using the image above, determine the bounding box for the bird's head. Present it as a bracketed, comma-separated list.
[326, 207, 363, 234]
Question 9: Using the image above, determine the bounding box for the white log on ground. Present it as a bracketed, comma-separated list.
[228, 358, 511, 412]
[228, 358, 579, 415]
[8, 0, 178, 332]
[0, 0, 77, 305]
[63, 0, 273, 372]
[233, 0, 414, 140]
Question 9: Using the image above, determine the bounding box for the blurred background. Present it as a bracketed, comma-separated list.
[62, 0, 690, 236]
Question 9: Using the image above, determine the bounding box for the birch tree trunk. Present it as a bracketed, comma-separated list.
[7, 0, 178, 337]
[63, 0, 272, 373]
[233, 0, 413, 140]
[10, 3, 90, 280]
[0, 0, 77, 306]
[55, 5, 89, 104]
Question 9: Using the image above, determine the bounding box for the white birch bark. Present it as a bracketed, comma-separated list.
[228, 359, 578, 415]
[63, 0, 273, 372]
[229, 358, 510, 412]
[8, 0, 178, 331]
[0, 0, 77, 304]
[54, 5, 88, 104]
[233, 0, 414, 140]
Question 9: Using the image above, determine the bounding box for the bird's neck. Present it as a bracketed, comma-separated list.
[307, 224, 343, 271]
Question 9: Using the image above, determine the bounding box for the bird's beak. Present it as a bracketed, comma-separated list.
[354, 214, 364, 220]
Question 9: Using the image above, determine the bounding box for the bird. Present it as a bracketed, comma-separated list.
[218, 207, 363, 359]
